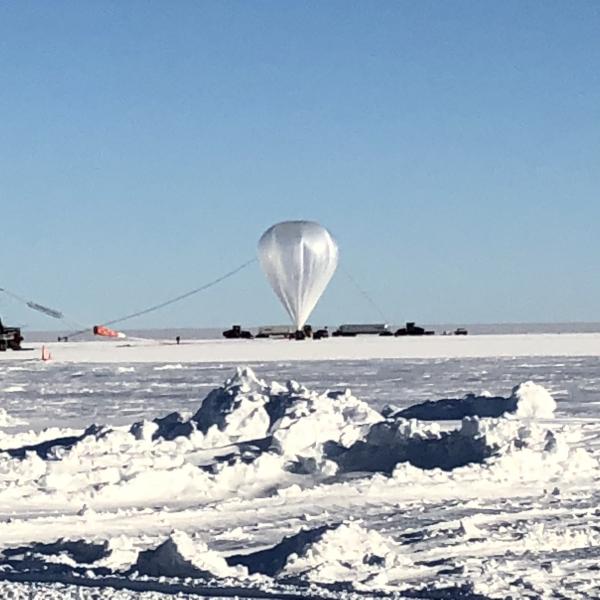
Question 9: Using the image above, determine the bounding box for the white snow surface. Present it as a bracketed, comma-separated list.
[0, 338, 599, 598]
[5, 332, 600, 364]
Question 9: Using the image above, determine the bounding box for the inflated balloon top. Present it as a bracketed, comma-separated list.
[258, 221, 339, 331]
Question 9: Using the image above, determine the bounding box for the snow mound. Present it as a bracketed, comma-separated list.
[0, 407, 26, 427]
[471, 418, 597, 483]
[0, 538, 112, 573]
[396, 393, 515, 420]
[0, 533, 243, 582]
[386, 415, 597, 485]
[281, 522, 418, 588]
[190, 367, 383, 455]
[512, 381, 556, 418]
[229, 522, 421, 590]
[395, 381, 556, 421]
[521, 522, 600, 552]
[334, 416, 490, 472]
[0, 369, 574, 513]
[336, 406, 583, 476]
[134, 531, 246, 580]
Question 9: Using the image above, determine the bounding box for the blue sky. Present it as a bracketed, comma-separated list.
[1, 1, 600, 330]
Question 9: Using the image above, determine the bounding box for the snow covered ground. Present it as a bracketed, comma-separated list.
[0, 336, 599, 599]
[5, 333, 600, 364]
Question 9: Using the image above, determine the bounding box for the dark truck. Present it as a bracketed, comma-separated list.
[394, 322, 435, 336]
[0, 318, 23, 351]
[222, 325, 253, 339]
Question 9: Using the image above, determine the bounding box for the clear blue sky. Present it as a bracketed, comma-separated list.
[1, 1, 600, 330]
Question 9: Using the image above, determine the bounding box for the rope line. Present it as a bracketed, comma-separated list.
[67, 257, 257, 337]
[340, 264, 390, 323]
[2, 258, 256, 338]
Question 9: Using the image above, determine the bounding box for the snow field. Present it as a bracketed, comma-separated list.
[0, 358, 597, 599]
[4, 332, 600, 365]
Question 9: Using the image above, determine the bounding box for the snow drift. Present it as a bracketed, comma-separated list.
[0, 368, 586, 516]
[228, 521, 422, 589]
[0, 522, 423, 592]
[134, 531, 246, 580]
[394, 380, 556, 421]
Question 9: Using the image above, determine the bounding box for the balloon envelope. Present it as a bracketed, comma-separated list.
[258, 221, 338, 331]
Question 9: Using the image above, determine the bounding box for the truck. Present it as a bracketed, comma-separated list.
[254, 324, 320, 340]
[332, 323, 392, 337]
[394, 322, 435, 336]
[222, 325, 253, 339]
[255, 325, 294, 338]
[0, 318, 23, 351]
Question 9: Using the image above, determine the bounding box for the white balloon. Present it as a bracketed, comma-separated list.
[258, 221, 339, 331]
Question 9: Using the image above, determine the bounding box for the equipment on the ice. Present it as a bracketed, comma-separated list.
[0, 316, 23, 351]
[93, 325, 126, 339]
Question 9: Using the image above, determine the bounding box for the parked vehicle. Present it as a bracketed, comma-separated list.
[290, 324, 315, 340]
[222, 325, 253, 339]
[255, 325, 294, 339]
[454, 327, 468, 335]
[313, 328, 329, 340]
[395, 322, 435, 336]
[0, 317, 23, 351]
[332, 323, 391, 337]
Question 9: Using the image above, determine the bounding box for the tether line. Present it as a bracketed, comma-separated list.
[340, 264, 390, 323]
[67, 257, 257, 337]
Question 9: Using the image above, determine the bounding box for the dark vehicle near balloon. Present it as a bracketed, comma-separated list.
[454, 327, 468, 335]
[0, 318, 23, 351]
[332, 323, 391, 337]
[222, 325, 253, 339]
[252, 324, 320, 341]
[394, 322, 435, 336]
[293, 324, 319, 340]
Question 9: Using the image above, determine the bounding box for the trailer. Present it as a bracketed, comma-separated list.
[332, 323, 392, 337]
[255, 325, 294, 339]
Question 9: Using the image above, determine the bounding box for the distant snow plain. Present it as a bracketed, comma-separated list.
[0, 334, 599, 599]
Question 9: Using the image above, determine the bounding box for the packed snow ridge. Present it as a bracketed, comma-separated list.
[391, 380, 557, 420]
[10, 516, 597, 596]
[0, 368, 579, 512]
[145, 366, 382, 451]
[227, 520, 423, 589]
[0, 522, 424, 592]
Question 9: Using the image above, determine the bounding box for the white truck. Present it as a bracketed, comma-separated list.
[332, 323, 391, 337]
[255, 325, 294, 338]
